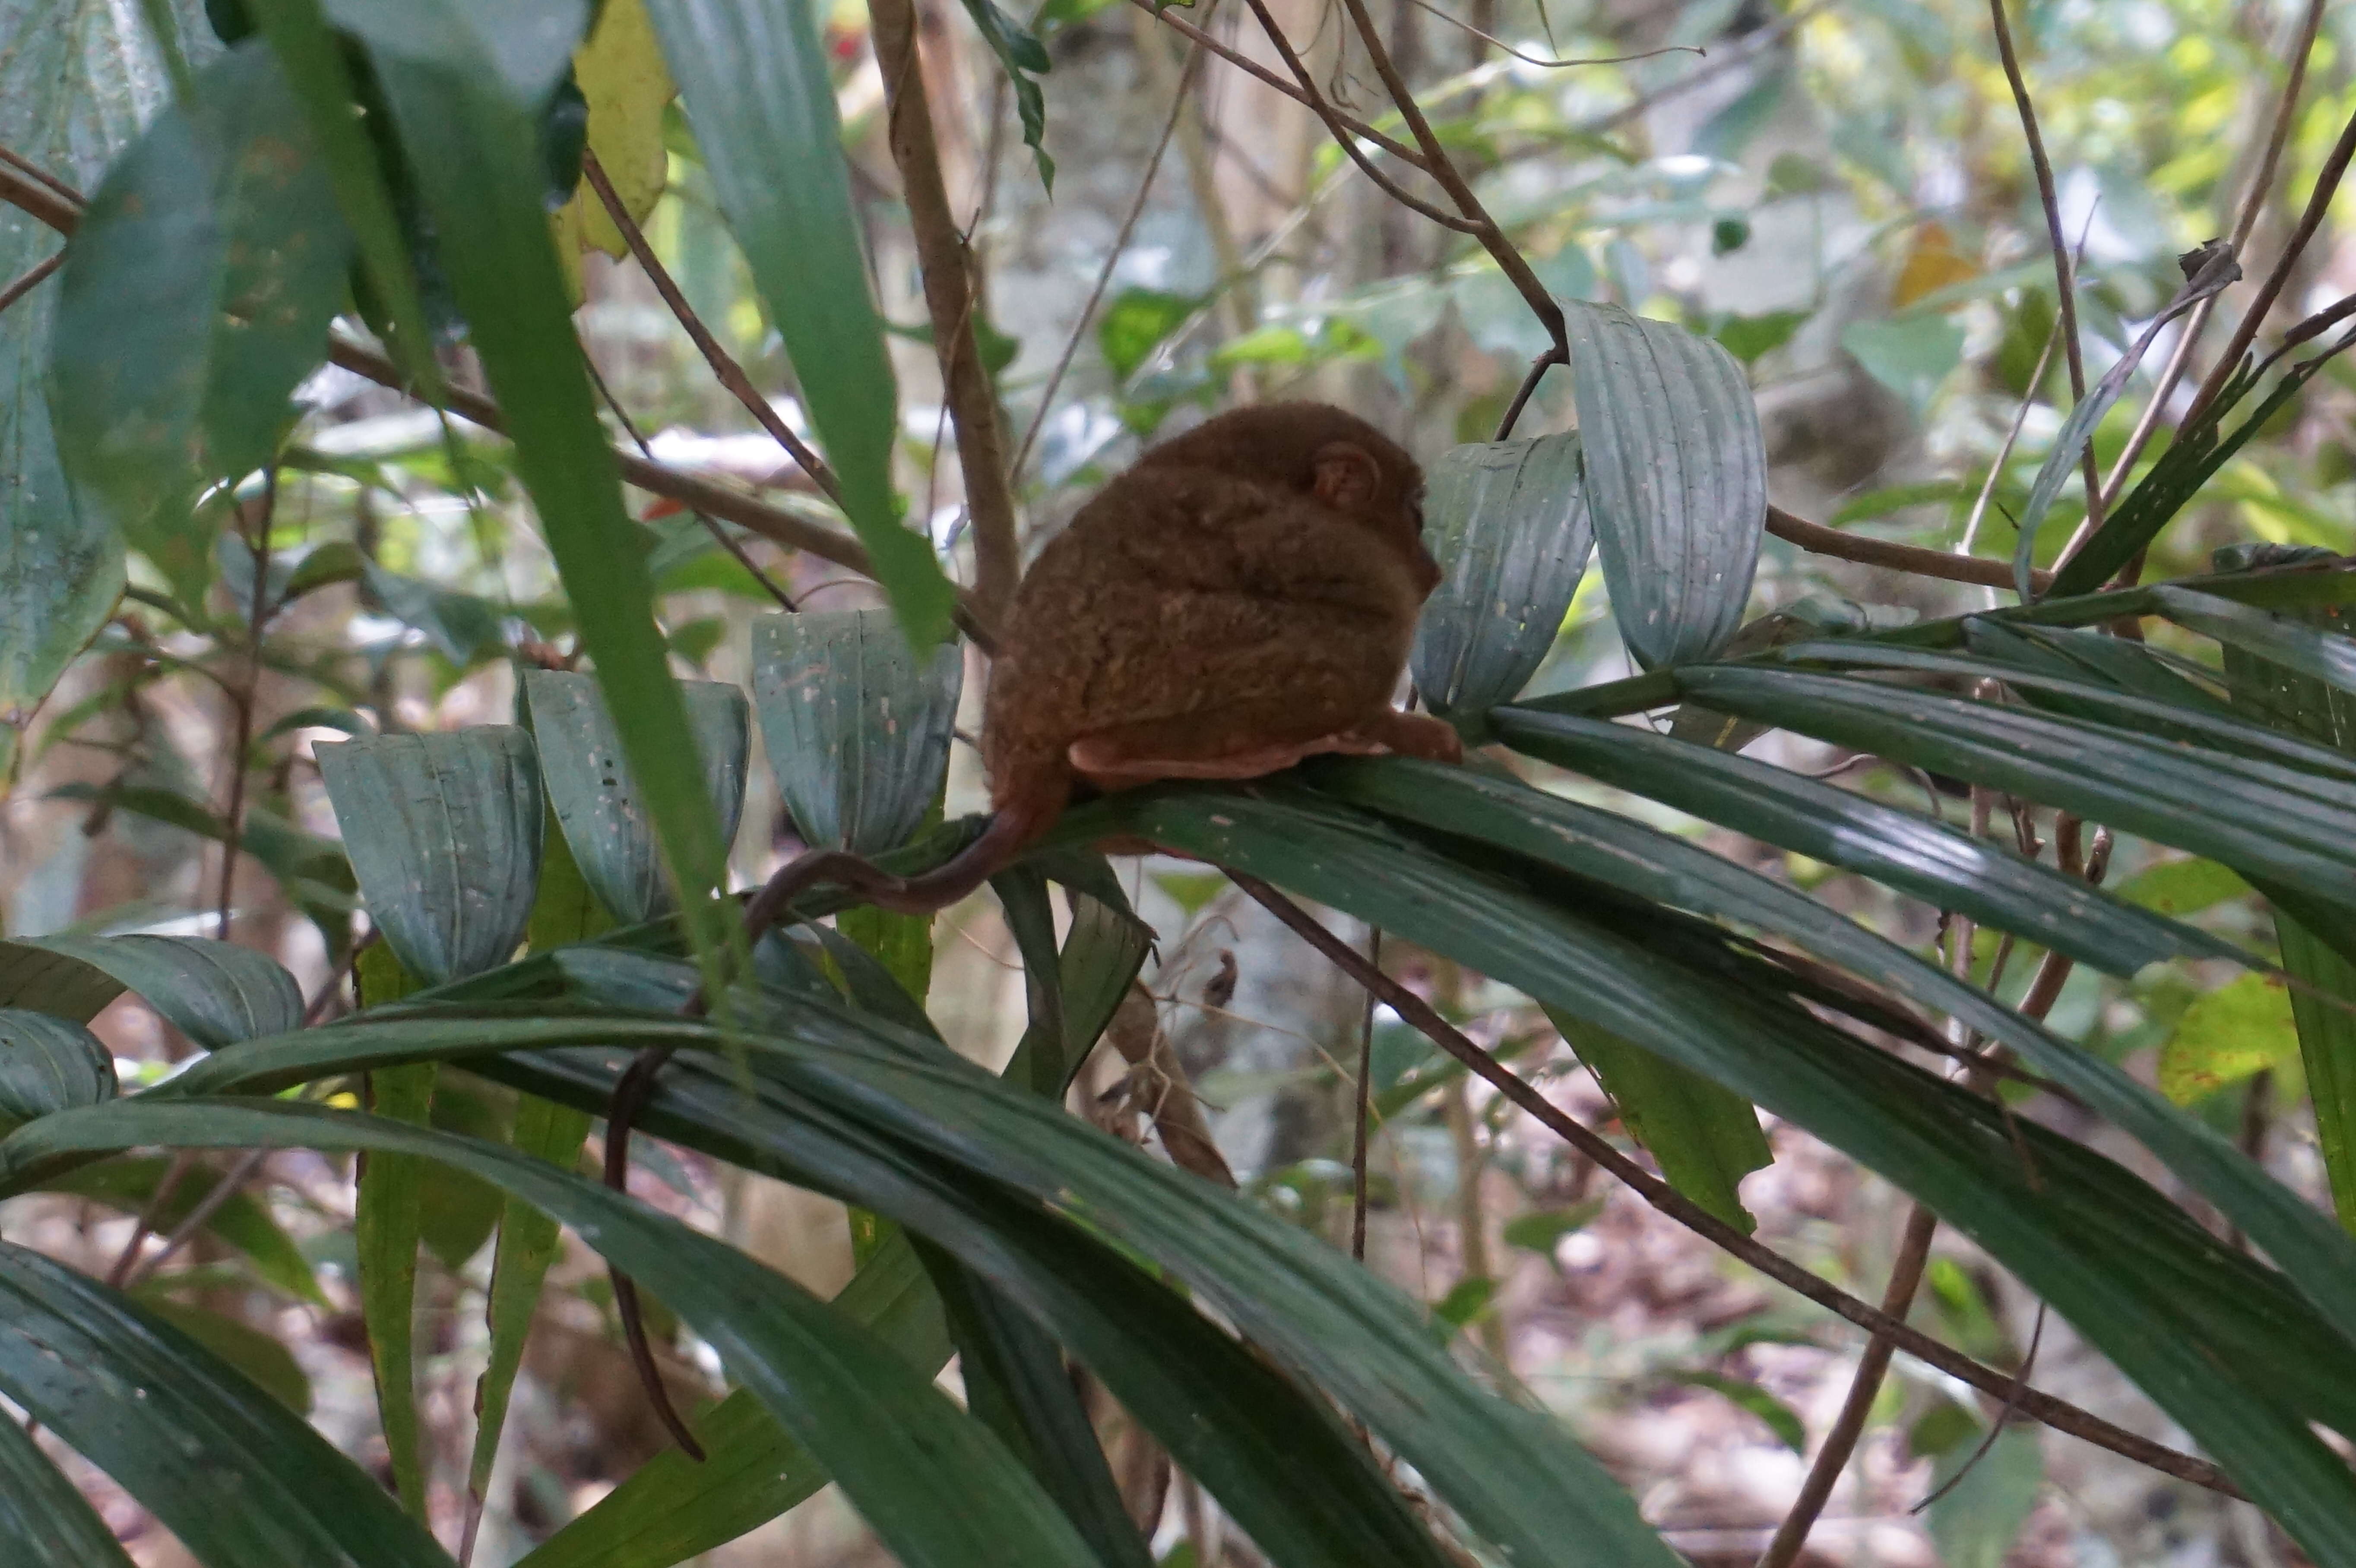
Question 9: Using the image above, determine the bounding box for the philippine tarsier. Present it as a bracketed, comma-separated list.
[609, 401, 1463, 1455]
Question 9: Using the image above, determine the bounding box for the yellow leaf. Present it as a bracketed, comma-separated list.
[2158, 972, 2297, 1105]
[1893, 221, 1979, 308]
[554, 0, 674, 264]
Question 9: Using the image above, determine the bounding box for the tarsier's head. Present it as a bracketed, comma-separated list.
[1139, 402, 1441, 596]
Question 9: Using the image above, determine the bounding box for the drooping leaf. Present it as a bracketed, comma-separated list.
[3, 1100, 1114, 1568]
[14, 933, 299, 1049]
[359, 560, 506, 665]
[321, 0, 739, 980]
[317, 727, 544, 985]
[636, 0, 953, 643]
[954, 0, 1052, 189]
[0, 1240, 451, 1568]
[752, 610, 964, 855]
[526, 669, 750, 924]
[49, 41, 353, 611]
[1549, 1008, 1769, 1233]
[1923, 1420, 2044, 1568]
[1409, 432, 1592, 719]
[0, 1396, 137, 1568]
[914, 1238, 1152, 1568]
[0, 1009, 114, 1131]
[163, 1010, 1679, 1568]
[548, 0, 675, 262]
[1489, 709, 2240, 976]
[1563, 300, 1764, 669]
[356, 1039, 435, 1522]
[1661, 1369, 1804, 1451]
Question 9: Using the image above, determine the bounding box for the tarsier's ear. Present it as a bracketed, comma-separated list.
[1311, 442, 1382, 511]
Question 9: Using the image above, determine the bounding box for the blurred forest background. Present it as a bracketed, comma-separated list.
[5, 0, 2354, 1562]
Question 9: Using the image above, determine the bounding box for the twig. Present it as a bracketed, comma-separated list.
[1327, 0, 1567, 351]
[1228, 873, 2240, 1497]
[217, 469, 279, 939]
[103, 1151, 194, 1288]
[1395, 1, 1697, 72]
[1757, 1203, 1940, 1568]
[1012, 34, 1203, 478]
[1768, 506, 2054, 594]
[120, 1149, 271, 1288]
[580, 343, 798, 612]
[2180, 99, 2356, 431]
[2098, 0, 2324, 507]
[1914, 1304, 2047, 1512]
[1127, 0, 1434, 172]
[0, 145, 81, 209]
[868, 0, 1024, 622]
[0, 250, 61, 316]
[1105, 984, 1237, 1188]
[1492, 347, 1564, 442]
[1986, 0, 2106, 537]
[1353, 930, 1382, 1260]
[1131, 2, 1258, 369]
[580, 151, 843, 508]
[1235, 0, 1485, 234]
[1573, 1, 1830, 136]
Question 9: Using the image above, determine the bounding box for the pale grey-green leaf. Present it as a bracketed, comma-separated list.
[753, 611, 963, 855]
[1564, 301, 1766, 670]
[316, 729, 544, 985]
[1409, 432, 1592, 716]
[526, 669, 750, 924]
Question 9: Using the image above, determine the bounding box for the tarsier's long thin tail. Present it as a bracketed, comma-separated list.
[603, 754, 1069, 1460]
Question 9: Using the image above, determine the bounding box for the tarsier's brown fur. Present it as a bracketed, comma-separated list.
[612, 404, 1462, 1456]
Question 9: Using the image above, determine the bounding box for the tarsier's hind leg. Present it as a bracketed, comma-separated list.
[1343, 707, 1463, 764]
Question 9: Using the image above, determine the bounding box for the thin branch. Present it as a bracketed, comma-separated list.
[1235, 0, 1486, 234]
[1758, 1203, 1940, 1568]
[1986, 0, 2106, 537]
[1229, 873, 2240, 1498]
[1492, 347, 1564, 442]
[1768, 505, 2054, 594]
[216, 469, 278, 939]
[580, 150, 843, 507]
[2181, 99, 2356, 431]
[2099, 0, 2324, 507]
[580, 342, 799, 612]
[869, 0, 1024, 622]
[1127, 0, 1434, 172]
[1327, 0, 1567, 349]
[104, 1150, 194, 1289]
[0, 145, 82, 210]
[121, 1149, 272, 1289]
[1013, 34, 1203, 478]
[1574, 1, 1830, 137]
[1353, 929, 1382, 1261]
[0, 249, 62, 316]
[1915, 1304, 2046, 1512]
[1394, 0, 1697, 72]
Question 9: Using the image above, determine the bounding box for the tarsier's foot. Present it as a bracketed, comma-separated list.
[1068, 731, 1387, 790]
[1349, 708, 1464, 765]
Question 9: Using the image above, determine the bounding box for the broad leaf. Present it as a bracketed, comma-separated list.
[322, 0, 739, 977]
[50, 40, 352, 610]
[752, 610, 963, 855]
[0, 1397, 136, 1568]
[1, 1100, 1114, 1568]
[13, 933, 298, 1049]
[0, 1008, 114, 1129]
[1409, 432, 1592, 718]
[637, 0, 954, 643]
[0, 1240, 452, 1568]
[317, 727, 544, 985]
[1562, 301, 1764, 669]
[1549, 1008, 1769, 1233]
[526, 669, 750, 924]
